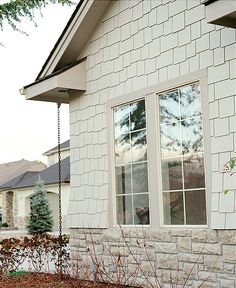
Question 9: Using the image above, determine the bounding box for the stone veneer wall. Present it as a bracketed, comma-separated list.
[70, 228, 236, 287]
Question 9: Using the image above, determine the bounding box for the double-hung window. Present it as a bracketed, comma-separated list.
[159, 82, 207, 226]
[110, 75, 208, 227]
[113, 100, 149, 225]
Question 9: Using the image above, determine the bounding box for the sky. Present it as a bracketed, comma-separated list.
[0, 2, 78, 164]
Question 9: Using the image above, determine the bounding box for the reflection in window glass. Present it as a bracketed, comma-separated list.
[185, 190, 206, 225]
[132, 162, 148, 194]
[159, 82, 207, 226]
[114, 99, 149, 225]
[160, 122, 181, 158]
[134, 194, 149, 225]
[115, 166, 131, 195]
[183, 154, 205, 189]
[163, 192, 184, 225]
[117, 195, 132, 225]
[131, 130, 147, 162]
[162, 158, 183, 191]
[181, 117, 203, 154]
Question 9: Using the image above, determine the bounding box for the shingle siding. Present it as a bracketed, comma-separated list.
[67, 0, 236, 231]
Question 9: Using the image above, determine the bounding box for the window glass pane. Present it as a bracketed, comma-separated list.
[180, 83, 201, 119]
[132, 162, 148, 194]
[184, 154, 205, 189]
[131, 130, 147, 162]
[115, 165, 131, 195]
[117, 195, 133, 225]
[159, 82, 206, 226]
[185, 190, 207, 225]
[114, 104, 130, 138]
[181, 117, 203, 154]
[160, 122, 181, 158]
[159, 91, 180, 123]
[162, 158, 183, 191]
[134, 194, 149, 225]
[114, 99, 149, 226]
[115, 134, 131, 165]
[130, 100, 146, 131]
[163, 192, 184, 225]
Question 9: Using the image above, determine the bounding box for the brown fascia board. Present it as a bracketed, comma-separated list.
[203, 0, 219, 6]
[36, 0, 85, 80]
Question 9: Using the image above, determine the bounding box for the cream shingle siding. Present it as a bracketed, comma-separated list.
[67, 0, 236, 229]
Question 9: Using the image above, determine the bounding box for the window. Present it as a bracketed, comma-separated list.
[159, 82, 207, 225]
[109, 72, 208, 228]
[113, 99, 149, 225]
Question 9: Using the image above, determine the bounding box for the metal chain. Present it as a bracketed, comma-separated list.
[57, 103, 62, 238]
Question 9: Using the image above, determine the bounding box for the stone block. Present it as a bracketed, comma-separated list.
[177, 237, 192, 253]
[178, 253, 204, 263]
[192, 243, 221, 255]
[204, 255, 223, 272]
[146, 229, 171, 242]
[192, 230, 218, 243]
[155, 242, 177, 254]
[223, 245, 236, 263]
[156, 253, 178, 269]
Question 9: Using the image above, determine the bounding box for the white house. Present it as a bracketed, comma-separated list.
[22, 0, 236, 286]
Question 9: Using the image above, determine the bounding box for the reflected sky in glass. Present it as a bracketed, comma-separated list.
[160, 90, 180, 123]
[131, 130, 147, 162]
[115, 134, 131, 165]
[160, 122, 182, 158]
[130, 100, 146, 131]
[114, 104, 130, 138]
[180, 83, 201, 119]
[181, 117, 203, 154]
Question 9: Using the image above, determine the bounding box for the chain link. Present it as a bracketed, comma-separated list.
[57, 103, 62, 238]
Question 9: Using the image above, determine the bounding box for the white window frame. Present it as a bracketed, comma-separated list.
[107, 69, 211, 229]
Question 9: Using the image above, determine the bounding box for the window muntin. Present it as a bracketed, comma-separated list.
[159, 83, 207, 226]
[113, 99, 149, 225]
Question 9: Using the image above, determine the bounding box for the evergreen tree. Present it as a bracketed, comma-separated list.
[27, 179, 54, 234]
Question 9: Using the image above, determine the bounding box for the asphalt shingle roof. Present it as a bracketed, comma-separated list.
[0, 157, 70, 190]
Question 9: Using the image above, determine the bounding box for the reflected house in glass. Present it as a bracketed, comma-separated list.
[21, 0, 236, 285]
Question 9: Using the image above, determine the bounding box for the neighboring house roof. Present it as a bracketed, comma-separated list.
[43, 140, 70, 156]
[0, 157, 70, 190]
[0, 160, 46, 186]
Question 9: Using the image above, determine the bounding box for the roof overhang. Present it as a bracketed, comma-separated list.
[37, 0, 112, 79]
[204, 0, 236, 28]
[21, 59, 86, 103]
